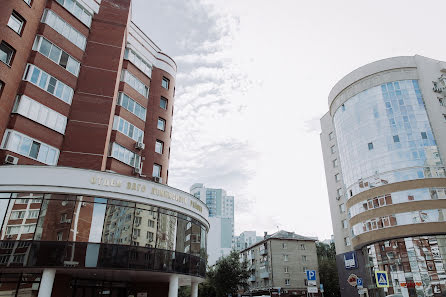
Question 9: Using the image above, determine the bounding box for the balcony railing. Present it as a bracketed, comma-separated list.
[260, 271, 269, 279]
[260, 248, 267, 255]
[249, 275, 256, 282]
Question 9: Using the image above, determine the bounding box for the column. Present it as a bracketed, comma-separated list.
[168, 275, 179, 297]
[37, 269, 56, 297]
[191, 282, 198, 297]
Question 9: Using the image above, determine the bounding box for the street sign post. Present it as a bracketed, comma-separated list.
[374, 271, 389, 288]
[306, 270, 317, 281]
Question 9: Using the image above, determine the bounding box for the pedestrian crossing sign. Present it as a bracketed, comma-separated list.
[375, 271, 389, 288]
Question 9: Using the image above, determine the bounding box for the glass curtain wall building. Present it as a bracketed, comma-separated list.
[321, 56, 446, 297]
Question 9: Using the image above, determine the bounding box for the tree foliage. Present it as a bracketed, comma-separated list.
[316, 242, 341, 297]
[182, 251, 250, 297]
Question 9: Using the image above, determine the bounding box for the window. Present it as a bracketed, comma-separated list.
[393, 135, 400, 143]
[328, 132, 334, 140]
[284, 266, 289, 273]
[152, 164, 161, 178]
[155, 140, 163, 154]
[148, 219, 155, 228]
[342, 219, 348, 229]
[162, 77, 169, 89]
[333, 159, 338, 168]
[368, 142, 374, 150]
[304, 280, 308, 286]
[157, 118, 166, 131]
[13, 95, 67, 134]
[439, 97, 444, 106]
[421, 132, 428, 140]
[33, 36, 80, 76]
[344, 237, 351, 246]
[339, 203, 346, 213]
[335, 173, 340, 182]
[23, 64, 74, 104]
[11, 211, 26, 219]
[283, 254, 288, 262]
[336, 188, 342, 198]
[282, 243, 287, 249]
[160, 97, 168, 110]
[55, 0, 92, 27]
[124, 48, 152, 78]
[0, 41, 15, 66]
[146, 231, 154, 241]
[57, 231, 63, 241]
[110, 142, 141, 168]
[8, 11, 25, 35]
[121, 70, 149, 97]
[23, 0, 32, 5]
[28, 210, 39, 219]
[117, 93, 146, 121]
[330, 145, 336, 154]
[112, 116, 144, 141]
[303, 266, 308, 272]
[302, 255, 307, 262]
[41, 10, 86, 50]
[300, 244, 306, 250]
[133, 228, 140, 237]
[285, 279, 290, 286]
[22, 224, 36, 233]
[341, 104, 345, 111]
[1, 129, 59, 165]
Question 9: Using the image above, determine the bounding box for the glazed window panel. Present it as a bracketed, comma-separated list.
[110, 142, 141, 168]
[155, 213, 177, 251]
[34, 195, 76, 241]
[333, 80, 445, 197]
[13, 95, 67, 134]
[8, 11, 25, 35]
[33, 36, 80, 76]
[0, 130, 59, 165]
[112, 116, 144, 142]
[0, 41, 15, 66]
[23, 64, 73, 104]
[124, 48, 152, 78]
[41, 10, 86, 50]
[117, 93, 146, 121]
[55, 0, 92, 27]
[121, 70, 149, 98]
[101, 203, 135, 245]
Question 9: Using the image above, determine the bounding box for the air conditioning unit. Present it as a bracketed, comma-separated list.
[152, 176, 162, 183]
[134, 167, 142, 175]
[4, 155, 18, 165]
[135, 142, 145, 150]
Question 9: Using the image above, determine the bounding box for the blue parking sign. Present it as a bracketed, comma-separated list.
[306, 270, 316, 281]
[357, 278, 363, 287]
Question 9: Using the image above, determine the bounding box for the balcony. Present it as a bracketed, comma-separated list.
[249, 275, 256, 282]
[260, 248, 267, 256]
[260, 271, 269, 279]
[250, 253, 255, 260]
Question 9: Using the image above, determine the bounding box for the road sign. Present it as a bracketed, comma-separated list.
[344, 251, 358, 269]
[306, 270, 317, 281]
[307, 287, 318, 293]
[308, 281, 316, 286]
[348, 274, 358, 287]
[357, 278, 363, 289]
[375, 271, 389, 288]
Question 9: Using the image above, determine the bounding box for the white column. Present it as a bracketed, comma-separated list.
[168, 275, 179, 297]
[37, 269, 56, 297]
[191, 282, 198, 297]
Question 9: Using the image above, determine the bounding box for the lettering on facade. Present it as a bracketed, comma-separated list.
[433, 74, 446, 93]
[151, 187, 202, 213]
[90, 176, 122, 188]
[126, 182, 146, 192]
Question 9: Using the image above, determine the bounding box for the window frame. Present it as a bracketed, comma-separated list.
[152, 163, 162, 178]
[155, 140, 164, 154]
[0, 41, 16, 66]
[8, 11, 26, 35]
[157, 118, 166, 131]
[160, 96, 168, 110]
[161, 77, 170, 89]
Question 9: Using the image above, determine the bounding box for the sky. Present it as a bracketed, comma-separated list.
[132, 0, 446, 240]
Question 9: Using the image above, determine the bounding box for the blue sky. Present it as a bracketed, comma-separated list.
[132, 0, 446, 240]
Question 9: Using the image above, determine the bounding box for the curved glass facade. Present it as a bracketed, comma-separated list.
[333, 80, 445, 197]
[364, 236, 446, 297]
[349, 188, 446, 218]
[0, 192, 207, 276]
[352, 209, 446, 236]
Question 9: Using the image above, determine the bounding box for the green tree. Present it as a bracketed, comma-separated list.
[316, 242, 341, 297]
[197, 250, 249, 297]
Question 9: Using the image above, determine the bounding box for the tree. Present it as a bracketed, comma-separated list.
[316, 242, 341, 297]
[197, 250, 250, 297]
